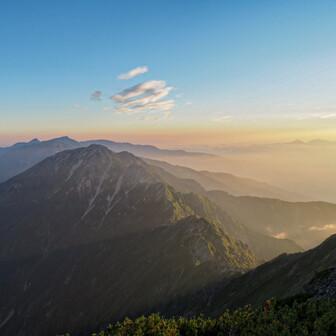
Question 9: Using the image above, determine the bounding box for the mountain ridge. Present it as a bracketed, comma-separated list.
[0, 145, 259, 336]
[205, 190, 336, 249]
[0, 136, 212, 183]
[145, 158, 311, 202]
[202, 234, 336, 314]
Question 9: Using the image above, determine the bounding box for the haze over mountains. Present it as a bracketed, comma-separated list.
[0, 136, 210, 184]
[0, 136, 313, 201]
[1, 136, 335, 250]
[0, 143, 335, 335]
[176, 140, 336, 203]
[145, 158, 311, 202]
[1, 136, 335, 249]
[205, 191, 336, 249]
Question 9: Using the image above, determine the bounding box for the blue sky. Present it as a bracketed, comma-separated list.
[1, 1, 336, 147]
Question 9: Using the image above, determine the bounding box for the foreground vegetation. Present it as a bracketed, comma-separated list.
[61, 296, 336, 336]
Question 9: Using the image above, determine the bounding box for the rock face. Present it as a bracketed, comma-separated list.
[303, 267, 336, 300]
[0, 145, 257, 336]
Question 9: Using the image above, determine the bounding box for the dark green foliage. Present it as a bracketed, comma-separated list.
[60, 298, 336, 336]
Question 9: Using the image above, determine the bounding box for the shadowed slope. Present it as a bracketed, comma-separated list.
[206, 190, 336, 249]
[202, 234, 336, 314]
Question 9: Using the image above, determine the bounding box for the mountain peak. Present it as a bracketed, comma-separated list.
[56, 136, 71, 140]
[4, 144, 157, 203]
[28, 138, 40, 144]
[48, 136, 77, 143]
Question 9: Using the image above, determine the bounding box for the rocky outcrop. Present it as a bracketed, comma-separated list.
[302, 267, 336, 299]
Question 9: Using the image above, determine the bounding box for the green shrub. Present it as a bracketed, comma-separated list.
[59, 298, 336, 336]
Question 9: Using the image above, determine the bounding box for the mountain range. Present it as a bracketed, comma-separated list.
[0, 136, 311, 202]
[1, 138, 335, 251]
[145, 158, 311, 201]
[144, 160, 336, 249]
[0, 145, 257, 335]
[205, 190, 336, 249]
[0, 143, 335, 335]
[175, 140, 336, 203]
[0, 136, 210, 183]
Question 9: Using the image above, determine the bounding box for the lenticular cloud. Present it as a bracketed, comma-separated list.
[117, 66, 149, 80]
[110, 80, 175, 114]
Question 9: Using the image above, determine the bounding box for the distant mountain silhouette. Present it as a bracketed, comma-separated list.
[0, 136, 211, 183]
[0, 138, 40, 155]
[146, 158, 311, 202]
[205, 190, 336, 249]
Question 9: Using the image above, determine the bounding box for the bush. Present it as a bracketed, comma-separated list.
[59, 298, 336, 336]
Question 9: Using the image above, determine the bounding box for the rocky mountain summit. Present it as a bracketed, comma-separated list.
[303, 267, 336, 300]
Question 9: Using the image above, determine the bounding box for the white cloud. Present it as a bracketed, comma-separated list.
[91, 91, 102, 102]
[212, 115, 232, 123]
[309, 224, 336, 231]
[118, 66, 148, 80]
[289, 112, 336, 121]
[273, 232, 287, 239]
[110, 80, 175, 115]
[185, 101, 192, 105]
[112, 80, 171, 102]
[320, 113, 336, 119]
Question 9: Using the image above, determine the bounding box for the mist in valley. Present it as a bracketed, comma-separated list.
[165, 140, 336, 204]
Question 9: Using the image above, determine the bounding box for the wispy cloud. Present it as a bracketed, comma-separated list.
[273, 232, 287, 239]
[309, 224, 336, 231]
[291, 113, 336, 121]
[153, 111, 173, 122]
[110, 80, 175, 115]
[91, 91, 102, 102]
[185, 101, 192, 105]
[212, 115, 232, 123]
[140, 111, 173, 122]
[103, 106, 114, 111]
[320, 113, 336, 119]
[118, 66, 148, 80]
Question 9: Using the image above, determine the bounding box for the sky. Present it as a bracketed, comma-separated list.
[1, 1, 336, 148]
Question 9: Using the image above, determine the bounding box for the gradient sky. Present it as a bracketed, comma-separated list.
[1, 1, 336, 147]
